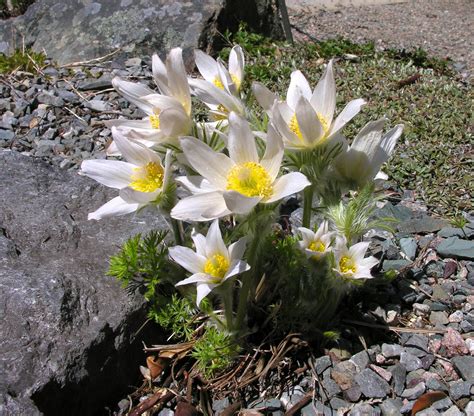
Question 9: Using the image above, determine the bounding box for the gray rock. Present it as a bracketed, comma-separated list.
[389, 363, 406, 396]
[431, 396, 453, 411]
[313, 355, 332, 375]
[212, 398, 230, 415]
[451, 356, 474, 381]
[382, 259, 411, 271]
[437, 237, 474, 260]
[416, 409, 440, 416]
[329, 397, 349, 410]
[400, 352, 423, 371]
[425, 261, 445, 278]
[302, 401, 333, 416]
[379, 398, 403, 416]
[350, 350, 371, 371]
[400, 401, 414, 414]
[86, 99, 113, 112]
[401, 381, 426, 399]
[355, 369, 391, 398]
[0, 152, 166, 415]
[77, 78, 113, 91]
[405, 334, 429, 352]
[37, 91, 64, 107]
[449, 380, 472, 400]
[343, 385, 362, 402]
[430, 311, 449, 325]
[376, 202, 413, 222]
[0, 129, 15, 141]
[438, 226, 474, 239]
[464, 401, 474, 415]
[400, 237, 417, 260]
[382, 343, 404, 358]
[443, 405, 463, 416]
[426, 377, 448, 392]
[350, 403, 380, 416]
[398, 216, 447, 234]
[0, 0, 283, 66]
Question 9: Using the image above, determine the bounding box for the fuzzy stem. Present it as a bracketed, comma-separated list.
[302, 185, 314, 229]
[170, 218, 183, 246]
[221, 284, 234, 332]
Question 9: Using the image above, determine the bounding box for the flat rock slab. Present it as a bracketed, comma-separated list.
[0, 0, 282, 65]
[0, 151, 167, 415]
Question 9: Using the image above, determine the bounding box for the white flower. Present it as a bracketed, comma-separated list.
[171, 113, 311, 221]
[332, 237, 379, 280]
[189, 45, 245, 121]
[194, 45, 245, 95]
[333, 118, 404, 188]
[298, 221, 334, 259]
[105, 48, 192, 153]
[80, 127, 172, 220]
[255, 60, 366, 149]
[169, 220, 250, 305]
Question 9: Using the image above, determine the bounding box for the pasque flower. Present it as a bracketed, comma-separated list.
[81, 127, 172, 220]
[333, 118, 404, 188]
[253, 60, 366, 149]
[298, 221, 334, 259]
[171, 112, 311, 221]
[169, 220, 250, 305]
[332, 237, 379, 280]
[105, 48, 192, 153]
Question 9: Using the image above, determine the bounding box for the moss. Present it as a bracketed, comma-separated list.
[0, 48, 45, 74]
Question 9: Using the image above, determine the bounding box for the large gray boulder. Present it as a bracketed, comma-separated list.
[0, 0, 283, 65]
[0, 151, 167, 415]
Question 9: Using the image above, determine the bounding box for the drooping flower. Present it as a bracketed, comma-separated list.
[169, 220, 250, 305]
[332, 237, 379, 280]
[171, 112, 311, 221]
[333, 118, 404, 188]
[80, 127, 172, 220]
[298, 221, 334, 259]
[253, 61, 366, 149]
[105, 48, 192, 153]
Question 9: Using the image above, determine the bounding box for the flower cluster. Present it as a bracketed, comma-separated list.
[81, 45, 403, 334]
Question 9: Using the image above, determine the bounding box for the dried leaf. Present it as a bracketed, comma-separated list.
[129, 389, 168, 416]
[29, 117, 39, 129]
[411, 391, 447, 415]
[238, 411, 264, 416]
[148, 341, 195, 360]
[139, 365, 151, 381]
[146, 355, 169, 379]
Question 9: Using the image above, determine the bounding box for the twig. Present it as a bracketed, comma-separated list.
[64, 107, 88, 125]
[284, 392, 312, 416]
[60, 49, 121, 68]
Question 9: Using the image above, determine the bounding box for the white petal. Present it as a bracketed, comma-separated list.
[171, 192, 231, 222]
[141, 93, 183, 111]
[271, 102, 302, 147]
[176, 176, 217, 194]
[196, 283, 215, 306]
[265, 172, 310, 203]
[158, 106, 192, 138]
[119, 187, 160, 204]
[223, 191, 261, 214]
[260, 124, 283, 181]
[152, 53, 170, 95]
[88, 196, 139, 220]
[224, 259, 250, 280]
[167, 48, 192, 115]
[112, 127, 155, 165]
[191, 231, 207, 256]
[205, 220, 227, 258]
[287, 70, 312, 110]
[104, 118, 154, 130]
[310, 60, 336, 122]
[348, 241, 370, 261]
[229, 45, 244, 89]
[359, 256, 380, 269]
[374, 171, 388, 181]
[180, 137, 233, 189]
[351, 119, 386, 156]
[252, 82, 277, 112]
[194, 49, 218, 83]
[296, 96, 324, 147]
[112, 77, 155, 114]
[228, 237, 248, 261]
[228, 112, 258, 164]
[81, 159, 134, 189]
[175, 273, 210, 286]
[330, 98, 366, 135]
[298, 227, 315, 245]
[168, 246, 206, 274]
[189, 79, 245, 115]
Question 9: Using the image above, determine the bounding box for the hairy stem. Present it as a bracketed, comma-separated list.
[302, 185, 314, 229]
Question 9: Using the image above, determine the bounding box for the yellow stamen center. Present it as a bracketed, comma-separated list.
[204, 253, 229, 280]
[339, 256, 356, 274]
[289, 112, 330, 143]
[149, 114, 160, 129]
[226, 162, 273, 198]
[308, 240, 326, 252]
[130, 162, 164, 193]
[213, 77, 224, 90]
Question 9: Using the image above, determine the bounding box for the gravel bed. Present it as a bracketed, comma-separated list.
[288, 0, 473, 82]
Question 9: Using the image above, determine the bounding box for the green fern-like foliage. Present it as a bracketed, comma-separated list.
[107, 230, 180, 302]
[191, 326, 239, 379]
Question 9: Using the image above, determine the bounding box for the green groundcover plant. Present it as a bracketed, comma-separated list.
[83, 38, 405, 378]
